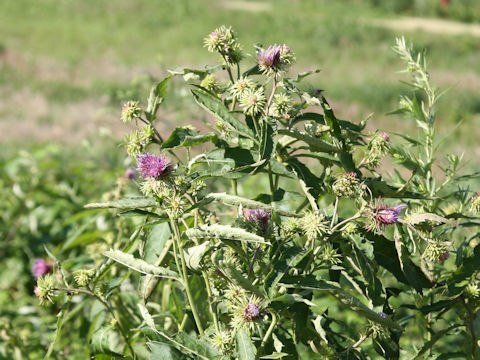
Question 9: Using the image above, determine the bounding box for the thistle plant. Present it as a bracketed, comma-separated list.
[36, 31, 480, 360]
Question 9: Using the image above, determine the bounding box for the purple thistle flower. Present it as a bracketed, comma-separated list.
[137, 153, 170, 179]
[257, 45, 282, 69]
[124, 167, 137, 180]
[32, 259, 52, 279]
[380, 132, 390, 142]
[438, 251, 450, 263]
[243, 303, 262, 321]
[378, 311, 388, 319]
[377, 204, 407, 225]
[243, 208, 271, 233]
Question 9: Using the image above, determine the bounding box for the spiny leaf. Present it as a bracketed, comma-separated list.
[406, 213, 456, 226]
[185, 224, 270, 244]
[103, 250, 180, 281]
[84, 197, 157, 209]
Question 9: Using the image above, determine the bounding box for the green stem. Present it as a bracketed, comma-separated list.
[202, 271, 220, 334]
[330, 214, 362, 232]
[231, 179, 238, 196]
[58, 287, 137, 359]
[461, 296, 479, 359]
[257, 312, 277, 356]
[330, 197, 339, 228]
[171, 219, 205, 336]
[268, 162, 275, 197]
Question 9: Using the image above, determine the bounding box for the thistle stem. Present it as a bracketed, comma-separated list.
[258, 312, 277, 355]
[57, 287, 137, 359]
[202, 271, 220, 334]
[330, 197, 339, 228]
[171, 219, 205, 336]
[330, 214, 361, 232]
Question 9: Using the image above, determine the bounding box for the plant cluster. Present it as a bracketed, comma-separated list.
[28, 27, 480, 359]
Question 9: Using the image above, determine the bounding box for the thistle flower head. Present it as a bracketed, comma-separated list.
[204, 26, 235, 53]
[269, 93, 292, 118]
[204, 26, 243, 64]
[209, 329, 232, 354]
[124, 167, 137, 180]
[230, 295, 264, 332]
[365, 130, 391, 168]
[423, 240, 449, 263]
[465, 282, 480, 299]
[332, 172, 361, 198]
[242, 208, 271, 233]
[73, 269, 95, 287]
[243, 303, 262, 321]
[257, 44, 294, 75]
[137, 153, 170, 179]
[364, 199, 406, 233]
[121, 100, 142, 123]
[35, 274, 56, 305]
[32, 259, 53, 279]
[230, 77, 257, 99]
[378, 311, 388, 319]
[300, 211, 329, 242]
[124, 130, 143, 156]
[316, 243, 341, 266]
[366, 321, 388, 339]
[470, 192, 480, 214]
[200, 74, 220, 93]
[239, 87, 266, 116]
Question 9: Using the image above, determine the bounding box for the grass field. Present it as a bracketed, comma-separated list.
[0, 0, 479, 164]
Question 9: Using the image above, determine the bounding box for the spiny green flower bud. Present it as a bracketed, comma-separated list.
[465, 282, 480, 299]
[398, 95, 413, 112]
[470, 192, 480, 214]
[141, 125, 154, 145]
[204, 26, 235, 53]
[230, 295, 264, 333]
[200, 74, 220, 93]
[365, 131, 390, 168]
[230, 77, 256, 99]
[423, 240, 449, 263]
[366, 321, 388, 339]
[269, 93, 292, 118]
[34, 274, 56, 305]
[139, 178, 167, 198]
[209, 329, 232, 354]
[121, 101, 142, 123]
[283, 217, 302, 235]
[124, 130, 143, 156]
[341, 222, 358, 237]
[239, 88, 266, 116]
[332, 172, 361, 198]
[315, 243, 341, 265]
[300, 211, 329, 242]
[73, 269, 95, 287]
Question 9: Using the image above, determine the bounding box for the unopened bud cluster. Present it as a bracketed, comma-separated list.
[332, 172, 361, 198]
[365, 131, 390, 168]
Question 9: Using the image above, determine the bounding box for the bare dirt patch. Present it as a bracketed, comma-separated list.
[371, 16, 480, 38]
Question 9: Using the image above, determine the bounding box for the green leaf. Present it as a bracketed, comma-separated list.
[192, 89, 255, 139]
[148, 342, 182, 360]
[277, 129, 340, 153]
[91, 326, 123, 356]
[206, 192, 301, 217]
[406, 213, 456, 226]
[279, 275, 402, 330]
[414, 324, 461, 359]
[184, 241, 210, 271]
[144, 222, 171, 264]
[221, 262, 264, 298]
[260, 117, 277, 161]
[103, 249, 181, 281]
[84, 197, 157, 209]
[185, 224, 270, 244]
[146, 75, 173, 122]
[161, 126, 217, 149]
[175, 332, 222, 359]
[236, 329, 256, 360]
[260, 353, 289, 359]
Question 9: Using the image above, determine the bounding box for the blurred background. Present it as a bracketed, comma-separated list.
[0, 0, 479, 356]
